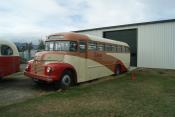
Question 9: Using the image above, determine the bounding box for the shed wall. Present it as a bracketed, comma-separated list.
[138, 22, 175, 69]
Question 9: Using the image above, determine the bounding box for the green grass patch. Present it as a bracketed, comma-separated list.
[0, 69, 175, 117]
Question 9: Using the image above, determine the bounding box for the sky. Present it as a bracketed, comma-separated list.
[0, 0, 175, 44]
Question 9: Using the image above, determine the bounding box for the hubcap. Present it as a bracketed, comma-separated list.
[62, 75, 71, 86]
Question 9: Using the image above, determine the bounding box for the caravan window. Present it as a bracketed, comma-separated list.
[1, 45, 13, 55]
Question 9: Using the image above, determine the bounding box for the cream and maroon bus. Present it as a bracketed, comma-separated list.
[24, 32, 130, 89]
[0, 38, 20, 79]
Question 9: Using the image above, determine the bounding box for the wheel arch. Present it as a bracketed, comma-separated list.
[115, 60, 128, 73]
[115, 64, 121, 74]
[45, 62, 77, 83]
[63, 67, 77, 84]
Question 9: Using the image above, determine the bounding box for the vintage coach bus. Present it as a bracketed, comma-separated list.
[0, 39, 20, 78]
[24, 32, 130, 88]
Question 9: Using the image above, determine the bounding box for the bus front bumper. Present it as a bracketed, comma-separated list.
[24, 71, 54, 83]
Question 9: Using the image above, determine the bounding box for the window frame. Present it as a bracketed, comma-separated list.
[105, 44, 112, 52]
[79, 40, 87, 53]
[0, 44, 13, 56]
[117, 45, 122, 53]
[97, 43, 105, 51]
[45, 40, 78, 52]
[45, 41, 54, 51]
[125, 47, 130, 53]
[122, 46, 126, 53]
[112, 45, 115, 52]
[88, 41, 97, 51]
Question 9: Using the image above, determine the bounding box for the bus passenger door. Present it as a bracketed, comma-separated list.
[77, 40, 87, 82]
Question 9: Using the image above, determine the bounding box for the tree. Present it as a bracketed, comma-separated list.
[27, 42, 33, 60]
[38, 39, 45, 51]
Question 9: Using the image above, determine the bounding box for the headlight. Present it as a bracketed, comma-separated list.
[26, 64, 29, 69]
[25, 64, 31, 71]
[46, 67, 52, 73]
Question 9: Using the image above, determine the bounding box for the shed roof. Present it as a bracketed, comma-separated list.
[74, 19, 175, 32]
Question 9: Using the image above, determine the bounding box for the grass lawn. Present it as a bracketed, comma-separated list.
[0, 69, 175, 117]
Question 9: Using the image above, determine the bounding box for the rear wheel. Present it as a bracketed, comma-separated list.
[115, 65, 121, 76]
[54, 71, 73, 89]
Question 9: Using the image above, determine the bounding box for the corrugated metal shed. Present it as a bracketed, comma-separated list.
[138, 22, 175, 69]
[75, 19, 175, 69]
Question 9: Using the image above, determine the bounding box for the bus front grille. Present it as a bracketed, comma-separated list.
[31, 60, 45, 75]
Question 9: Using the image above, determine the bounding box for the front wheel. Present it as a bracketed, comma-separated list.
[54, 71, 73, 89]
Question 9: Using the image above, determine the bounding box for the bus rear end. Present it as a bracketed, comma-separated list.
[0, 56, 20, 78]
[0, 39, 20, 78]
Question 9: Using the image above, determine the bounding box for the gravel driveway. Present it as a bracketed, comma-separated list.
[0, 71, 54, 107]
[0, 64, 132, 108]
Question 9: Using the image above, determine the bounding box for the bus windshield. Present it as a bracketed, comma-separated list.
[45, 41, 77, 52]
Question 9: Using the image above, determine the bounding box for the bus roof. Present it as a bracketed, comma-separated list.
[85, 34, 129, 46]
[47, 32, 129, 47]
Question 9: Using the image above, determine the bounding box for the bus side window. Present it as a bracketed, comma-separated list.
[116, 45, 118, 53]
[125, 46, 127, 53]
[116, 45, 118, 52]
[70, 41, 78, 52]
[105, 44, 112, 52]
[79, 41, 86, 52]
[97, 43, 104, 51]
[112, 45, 115, 52]
[126, 47, 130, 53]
[121, 46, 124, 53]
[117, 46, 122, 53]
[88, 41, 96, 51]
[1, 45, 13, 55]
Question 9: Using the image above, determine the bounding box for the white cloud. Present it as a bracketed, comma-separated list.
[0, 0, 175, 43]
[0, 0, 67, 33]
[81, 0, 175, 28]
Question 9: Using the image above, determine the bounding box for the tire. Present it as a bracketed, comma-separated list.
[115, 65, 121, 76]
[54, 71, 73, 89]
